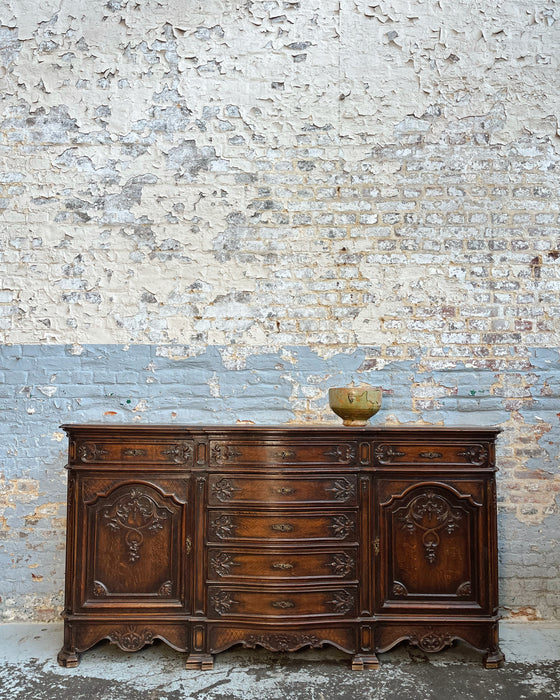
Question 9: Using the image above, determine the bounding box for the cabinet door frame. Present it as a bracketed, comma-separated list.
[74, 474, 190, 612]
[375, 477, 490, 614]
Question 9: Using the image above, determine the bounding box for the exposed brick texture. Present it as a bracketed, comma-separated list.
[0, 1, 559, 621]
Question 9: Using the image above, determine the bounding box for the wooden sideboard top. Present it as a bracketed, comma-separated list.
[61, 424, 501, 436]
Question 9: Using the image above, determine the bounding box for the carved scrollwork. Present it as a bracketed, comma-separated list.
[210, 590, 239, 615]
[392, 581, 408, 598]
[210, 515, 237, 540]
[375, 445, 405, 463]
[243, 634, 322, 652]
[158, 580, 173, 597]
[457, 445, 488, 465]
[108, 625, 155, 652]
[162, 442, 193, 464]
[324, 444, 357, 462]
[409, 630, 454, 653]
[327, 589, 354, 614]
[211, 444, 242, 463]
[101, 487, 171, 563]
[456, 581, 472, 598]
[209, 552, 238, 577]
[92, 580, 108, 597]
[78, 442, 108, 462]
[327, 552, 355, 577]
[327, 478, 355, 502]
[397, 490, 464, 564]
[331, 514, 355, 540]
[211, 478, 241, 502]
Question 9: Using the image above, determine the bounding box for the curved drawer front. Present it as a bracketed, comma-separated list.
[374, 442, 489, 467]
[207, 511, 357, 543]
[209, 441, 358, 466]
[72, 439, 194, 465]
[208, 586, 357, 619]
[207, 547, 357, 582]
[208, 474, 357, 506]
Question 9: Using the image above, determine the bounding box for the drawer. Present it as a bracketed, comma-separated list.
[207, 511, 357, 543]
[72, 439, 193, 465]
[208, 474, 357, 506]
[374, 442, 489, 467]
[207, 585, 357, 619]
[209, 440, 357, 466]
[207, 547, 357, 582]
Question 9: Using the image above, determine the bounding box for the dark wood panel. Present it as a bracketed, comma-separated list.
[207, 474, 358, 506]
[207, 511, 358, 543]
[374, 442, 490, 467]
[209, 440, 358, 466]
[207, 586, 358, 619]
[207, 547, 358, 582]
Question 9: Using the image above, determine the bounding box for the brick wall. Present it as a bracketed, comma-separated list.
[0, 1, 559, 621]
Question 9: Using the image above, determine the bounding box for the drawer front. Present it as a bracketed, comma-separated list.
[207, 511, 357, 543]
[208, 474, 357, 506]
[72, 439, 193, 465]
[374, 442, 489, 467]
[209, 440, 357, 466]
[207, 547, 357, 582]
[208, 586, 357, 619]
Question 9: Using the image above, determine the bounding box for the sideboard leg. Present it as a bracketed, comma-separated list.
[57, 648, 80, 667]
[483, 648, 505, 669]
[351, 653, 380, 670]
[186, 653, 214, 670]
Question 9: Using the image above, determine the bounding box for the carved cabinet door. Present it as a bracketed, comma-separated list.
[75, 477, 189, 611]
[375, 479, 489, 613]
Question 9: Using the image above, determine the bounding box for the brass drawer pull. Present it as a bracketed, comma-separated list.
[272, 450, 296, 460]
[275, 487, 296, 496]
[271, 523, 294, 532]
[419, 451, 443, 460]
[271, 600, 295, 609]
[123, 448, 147, 457]
[272, 562, 294, 570]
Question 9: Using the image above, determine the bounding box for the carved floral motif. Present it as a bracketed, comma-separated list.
[331, 514, 354, 539]
[328, 478, 355, 502]
[211, 444, 242, 463]
[392, 581, 408, 598]
[210, 515, 237, 540]
[108, 625, 155, 652]
[162, 442, 193, 464]
[78, 442, 108, 462]
[457, 445, 488, 465]
[209, 552, 238, 577]
[324, 444, 357, 462]
[328, 589, 354, 614]
[375, 445, 405, 463]
[101, 487, 171, 563]
[409, 630, 454, 653]
[398, 490, 464, 564]
[211, 478, 240, 502]
[210, 590, 239, 615]
[327, 552, 355, 577]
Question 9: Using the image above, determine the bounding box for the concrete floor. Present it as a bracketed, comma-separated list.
[0, 622, 559, 699]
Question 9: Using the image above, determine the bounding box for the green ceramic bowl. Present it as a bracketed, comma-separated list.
[328, 386, 382, 426]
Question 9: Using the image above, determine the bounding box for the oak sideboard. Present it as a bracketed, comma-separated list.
[58, 424, 504, 670]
